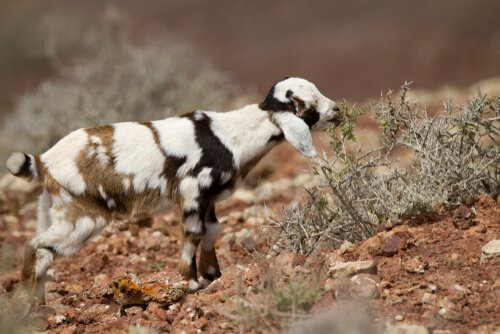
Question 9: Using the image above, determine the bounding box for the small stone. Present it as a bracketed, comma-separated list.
[403, 256, 428, 274]
[447, 284, 466, 301]
[480, 239, 500, 264]
[77, 304, 109, 324]
[438, 300, 463, 322]
[113, 278, 184, 306]
[227, 211, 244, 224]
[385, 322, 429, 334]
[416, 291, 437, 305]
[395, 314, 404, 321]
[383, 235, 404, 256]
[334, 274, 379, 300]
[339, 240, 354, 253]
[328, 260, 377, 278]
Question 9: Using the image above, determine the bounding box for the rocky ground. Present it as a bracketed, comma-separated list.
[0, 158, 498, 334]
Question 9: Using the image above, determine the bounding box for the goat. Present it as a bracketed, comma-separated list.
[6, 77, 340, 302]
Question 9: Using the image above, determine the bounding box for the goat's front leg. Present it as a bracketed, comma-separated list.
[199, 203, 221, 287]
[179, 205, 206, 293]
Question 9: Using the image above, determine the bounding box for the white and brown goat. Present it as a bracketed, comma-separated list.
[7, 77, 340, 302]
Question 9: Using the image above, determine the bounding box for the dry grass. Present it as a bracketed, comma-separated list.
[270, 83, 499, 254]
[0, 8, 240, 172]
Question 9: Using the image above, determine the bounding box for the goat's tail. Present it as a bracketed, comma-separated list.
[6, 152, 39, 181]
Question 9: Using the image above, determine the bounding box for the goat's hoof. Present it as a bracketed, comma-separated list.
[200, 278, 213, 289]
[187, 279, 202, 293]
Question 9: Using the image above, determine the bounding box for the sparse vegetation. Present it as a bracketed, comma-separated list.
[270, 83, 499, 254]
[228, 275, 322, 333]
[0, 9, 240, 171]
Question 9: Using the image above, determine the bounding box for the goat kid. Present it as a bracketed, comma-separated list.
[6, 77, 340, 302]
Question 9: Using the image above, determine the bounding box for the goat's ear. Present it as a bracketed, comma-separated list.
[273, 112, 317, 158]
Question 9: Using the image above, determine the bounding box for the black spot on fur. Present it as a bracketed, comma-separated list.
[259, 85, 295, 113]
[14, 154, 33, 178]
[268, 133, 284, 143]
[301, 107, 320, 128]
[186, 112, 235, 180]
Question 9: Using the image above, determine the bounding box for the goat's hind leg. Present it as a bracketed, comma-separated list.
[20, 190, 54, 304]
[199, 203, 221, 287]
[179, 205, 207, 293]
[26, 206, 106, 304]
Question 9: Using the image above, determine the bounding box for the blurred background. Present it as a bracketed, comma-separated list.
[0, 0, 499, 169]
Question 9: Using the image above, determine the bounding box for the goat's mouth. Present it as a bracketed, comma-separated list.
[327, 117, 341, 126]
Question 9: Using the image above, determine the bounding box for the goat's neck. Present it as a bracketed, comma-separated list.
[206, 104, 282, 168]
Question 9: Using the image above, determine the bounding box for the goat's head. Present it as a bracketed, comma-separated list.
[260, 77, 340, 158]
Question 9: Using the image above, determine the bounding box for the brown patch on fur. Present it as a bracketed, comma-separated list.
[292, 96, 307, 114]
[179, 257, 197, 280]
[185, 233, 203, 244]
[71, 125, 165, 217]
[21, 242, 37, 285]
[141, 122, 186, 199]
[34, 156, 60, 196]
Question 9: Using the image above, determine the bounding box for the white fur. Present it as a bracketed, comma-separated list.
[6, 152, 25, 174]
[152, 118, 202, 177]
[207, 266, 217, 275]
[112, 122, 167, 194]
[184, 214, 202, 234]
[179, 177, 199, 211]
[41, 129, 88, 194]
[273, 112, 317, 157]
[188, 279, 201, 291]
[36, 190, 53, 234]
[181, 241, 197, 264]
[35, 248, 54, 278]
[197, 167, 213, 189]
[206, 105, 281, 168]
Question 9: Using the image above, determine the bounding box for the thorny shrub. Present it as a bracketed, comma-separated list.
[0, 9, 239, 170]
[270, 82, 499, 255]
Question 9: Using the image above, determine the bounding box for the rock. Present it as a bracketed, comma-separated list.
[145, 302, 168, 322]
[0, 272, 19, 292]
[394, 315, 404, 321]
[77, 304, 110, 324]
[438, 300, 463, 322]
[227, 211, 244, 225]
[328, 260, 377, 278]
[383, 235, 404, 256]
[231, 189, 255, 203]
[403, 256, 428, 274]
[452, 205, 477, 229]
[447, 284, 466, 301]
[339, 240, 354, 253]
[416, 291, 437, 305]
[480, 239, 500, 264]
[221, 228, 254, 246]
[113, 277, 184, 306]
[272, 252, 295, 277]
[334, 274, 379, 300]
[60, 325, 77, 334]
[385, 322, 429, 334]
